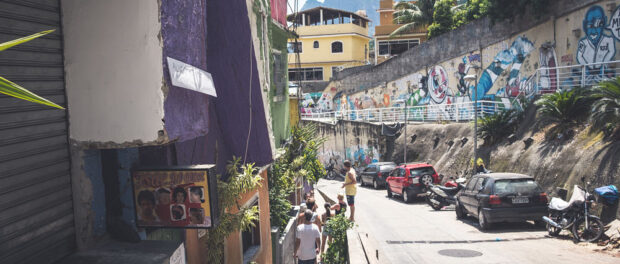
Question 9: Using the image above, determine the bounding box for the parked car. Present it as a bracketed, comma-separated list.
[455, 173, 548, 230]
[386, 163, 440, 203]
[359, 162, 397, 189]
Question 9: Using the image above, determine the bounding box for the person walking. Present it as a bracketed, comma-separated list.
[294, 209, 321, 264]
[341, 160, 357, 221]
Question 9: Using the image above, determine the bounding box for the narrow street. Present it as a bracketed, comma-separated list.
[317, 179, 618, 264]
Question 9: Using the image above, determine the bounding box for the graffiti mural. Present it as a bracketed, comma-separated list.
[346, 145, 380, 166]
[576, 5, 616, 84]
[428, 66, 452, 104]
[538, 44, 559, 93]
[479, 36, 535, 99]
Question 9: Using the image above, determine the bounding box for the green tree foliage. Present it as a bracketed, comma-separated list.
[269, 124, 326, 233]
[590, 78, 620, 137]
[203, 158, 262, 264]
[535, 87, 593, 135]
[453, 0, 489, 28]
[486, 0, 549, 24]
[477, 109, 521, 145]
[322, 213, 354, 264]
[0, 30, 64, 109]
[428, 0, 455, 38]
[390, 0, 435, 37]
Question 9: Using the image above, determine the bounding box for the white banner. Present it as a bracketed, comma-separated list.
[167, 57, 217, 97]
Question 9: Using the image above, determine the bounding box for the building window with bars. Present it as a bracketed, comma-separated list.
[378, 39, 420, 56]
[288, 67, 323, 81]
[331, 41, 343, 53]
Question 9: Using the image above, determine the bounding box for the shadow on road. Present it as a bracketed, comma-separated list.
[456, 216, 547, 233]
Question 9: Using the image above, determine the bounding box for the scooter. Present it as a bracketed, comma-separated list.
[542, 178, 604, 242]
[426, 177, 466, 211]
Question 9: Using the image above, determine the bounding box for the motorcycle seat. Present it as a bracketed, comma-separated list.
[437, 186, 457, 192]
[549, 197, 570, 211]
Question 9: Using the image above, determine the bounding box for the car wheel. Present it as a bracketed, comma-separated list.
[420, 174, 433, 187]
[403, 189, 410, 203]
[478, 209, 490, 230]
[455, 200, 465, 219]
[359, 177, 365, 186]
[387, 185, 393, 198]
[373, 179, 378, 189]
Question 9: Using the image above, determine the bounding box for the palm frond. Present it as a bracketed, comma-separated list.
[0, 29, 54, 52]
[0, 76, 65, 109]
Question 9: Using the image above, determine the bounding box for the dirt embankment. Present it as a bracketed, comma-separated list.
[391, 109, 619, 219]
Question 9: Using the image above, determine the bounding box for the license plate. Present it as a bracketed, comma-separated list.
[512, 197, 529, 204]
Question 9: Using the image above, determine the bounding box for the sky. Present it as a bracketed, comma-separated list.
[287, 0, 319, 14]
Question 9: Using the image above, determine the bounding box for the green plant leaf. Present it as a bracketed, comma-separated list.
[0, 76, 65, 109]
[0, 29, 54, 52]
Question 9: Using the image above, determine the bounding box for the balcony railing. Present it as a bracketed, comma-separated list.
[301, 100, 507, 123]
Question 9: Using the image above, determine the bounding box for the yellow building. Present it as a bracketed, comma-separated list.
[375, 0, 428, 65]
[287, 7, 371, 82]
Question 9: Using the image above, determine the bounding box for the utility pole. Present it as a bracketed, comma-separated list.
[464, 71, 479, 175]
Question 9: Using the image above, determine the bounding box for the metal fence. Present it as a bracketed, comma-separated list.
[301, 100, 507, 123]
[532, 60, 620, 95]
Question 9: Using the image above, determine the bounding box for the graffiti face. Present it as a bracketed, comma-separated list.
[583, 6, 607, 46]
[427, 66, 450, 104]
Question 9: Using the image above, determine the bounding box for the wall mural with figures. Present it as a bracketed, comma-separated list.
[298, 4, 620, 120]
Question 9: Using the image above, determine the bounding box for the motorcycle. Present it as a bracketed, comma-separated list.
[426, 177, 466, 211]
[542, 179, 604, 242]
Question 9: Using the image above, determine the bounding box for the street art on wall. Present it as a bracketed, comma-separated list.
[346, 145, 380, 166]
[576, 5, 617, 85]
[316, 4, 620, 118]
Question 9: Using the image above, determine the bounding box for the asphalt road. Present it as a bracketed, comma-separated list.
[316, 179, 618, 264]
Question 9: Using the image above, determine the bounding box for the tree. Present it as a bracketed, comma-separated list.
[1, 30, 64, 109]
[590, 78, 620, 138]
[390, 0, 436, 37]
[427, 0, 455, 38]
[453, 0, 490, 28]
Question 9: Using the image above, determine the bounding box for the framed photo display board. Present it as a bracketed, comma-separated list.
[131, 165, 218, 229]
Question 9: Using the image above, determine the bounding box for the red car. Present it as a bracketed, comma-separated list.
[386, 163, 440, 203]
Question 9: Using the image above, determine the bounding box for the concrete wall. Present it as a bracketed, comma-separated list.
[315, 120, 388, 169]
[306, 0, 619, 114]
[62, 0, 165, 145]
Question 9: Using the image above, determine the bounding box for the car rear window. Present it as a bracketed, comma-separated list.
[380, 165, 395, 171]
[493, 179, 542, 195]
[410, 166, 435, 176]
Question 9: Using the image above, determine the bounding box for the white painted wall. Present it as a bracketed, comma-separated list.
[62, 0, 165, 145]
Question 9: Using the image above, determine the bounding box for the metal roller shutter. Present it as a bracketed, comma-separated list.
[0, 0, 75, 263]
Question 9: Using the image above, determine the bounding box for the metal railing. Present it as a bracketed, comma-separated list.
[302, 60, 620, 124]
[532, 60, 620, 95]
[301, 100, 507, 123]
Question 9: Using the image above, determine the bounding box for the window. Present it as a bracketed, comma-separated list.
[288, 67, 323, 81]
[377, 39, 420, 56]
[410, 166, 435, 177]
[287, 42, 302, 53]
[242, 199, 260, 262]
[272, 51, 286, 97]
[493, 179, 542, 195]
[466, 177, 479, 191]
[331, 41, 343, 53]
[398, 168, 406, 177]
[313, 41, 319, 48]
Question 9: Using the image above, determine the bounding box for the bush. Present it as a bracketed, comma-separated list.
[322, 214, 354, 264]
[477, 109, 521, 145]
[590, 78, 620, 138]
[535, 87, 592, 134]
